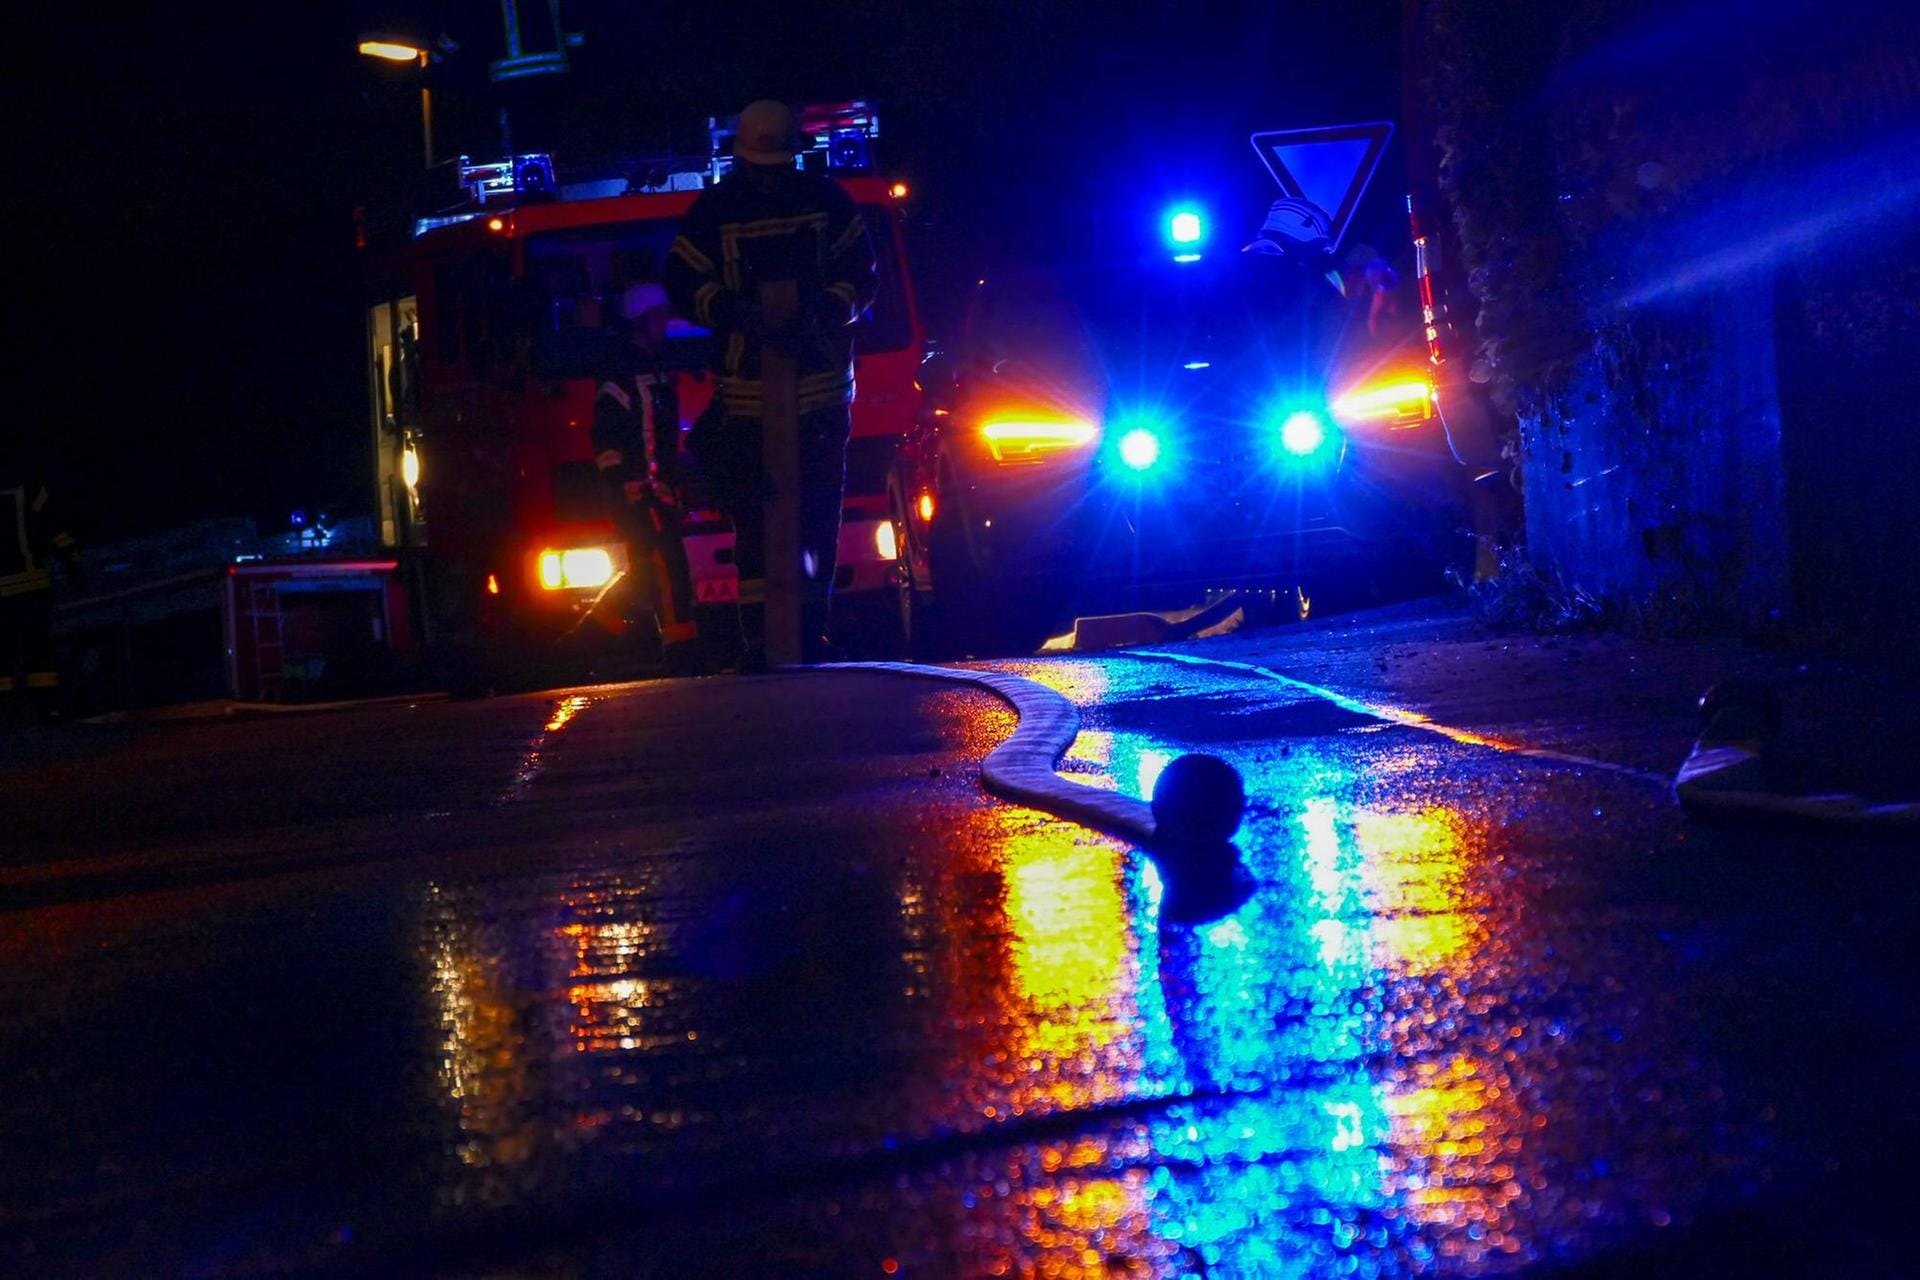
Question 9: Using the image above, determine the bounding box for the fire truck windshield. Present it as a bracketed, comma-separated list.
[526, 219, 693, 380]
[525, 204, 910, 381]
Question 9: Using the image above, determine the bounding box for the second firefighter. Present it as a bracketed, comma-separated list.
[592, 282, 700, 665]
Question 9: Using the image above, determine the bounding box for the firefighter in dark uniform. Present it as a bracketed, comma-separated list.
[591, 282, 700, 666]
[2, 450, 82, 722]
[664, 99, 877, 668]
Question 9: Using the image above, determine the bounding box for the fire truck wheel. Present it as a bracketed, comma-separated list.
[928, 543, 1058, 657]
[832, 591, 907, 660]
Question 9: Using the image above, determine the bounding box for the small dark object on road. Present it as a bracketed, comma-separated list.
[1678, 676, 1918, 827]
[1148, 754, 1254, 924]
[1697, 677, 1783, 742]
[1149, 838, 1254, 925]
[1150, 753, 1246, 844]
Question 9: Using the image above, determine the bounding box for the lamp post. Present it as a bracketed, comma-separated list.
[357, 36, 441, 168]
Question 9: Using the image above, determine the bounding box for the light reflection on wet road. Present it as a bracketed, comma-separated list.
[2, 655, 1906, 1276]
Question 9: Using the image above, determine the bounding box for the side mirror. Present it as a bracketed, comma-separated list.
[917, 351, 957, 414]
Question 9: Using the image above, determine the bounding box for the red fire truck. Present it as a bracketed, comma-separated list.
[364, 103, 923, 683]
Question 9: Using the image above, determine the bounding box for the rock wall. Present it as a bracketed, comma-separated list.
[1416, 0, 1920, 640]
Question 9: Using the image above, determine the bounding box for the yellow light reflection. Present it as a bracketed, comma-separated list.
[1058, 728, 1118, 790]
[428, 897, 539, 1173]
[1352, 806, 1483, 976]
[1382, 1052, 1533, 1261]
[879, 686, 1165, 1274]
[1004, 833, 1131, 1065]
[545, 694, 590, 733]
[994, 658, 1111, 705]
[554, 877, 685, 1058]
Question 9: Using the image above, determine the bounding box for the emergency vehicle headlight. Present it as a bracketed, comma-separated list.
[538, 546, 618, 590]
[980, 419, 1098, 463]
[875, 519, 898, 561]
[1117, 427, 1163, 471]
[1279, 410, 1332, 457]
[1331, 377, 1436, 426]
[401, 444, 421, 490]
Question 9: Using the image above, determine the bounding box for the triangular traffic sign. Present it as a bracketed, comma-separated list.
[1248, 122, 1394, 255]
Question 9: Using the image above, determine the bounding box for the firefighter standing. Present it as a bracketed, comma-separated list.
[2, 450, 82, 723]
[592, 282, 701, 666]
[664, 99, 877, 669]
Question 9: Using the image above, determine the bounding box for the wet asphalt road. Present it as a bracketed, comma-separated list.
[2, 639, 1914, 1278]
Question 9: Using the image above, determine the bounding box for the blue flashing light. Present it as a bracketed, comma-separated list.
[1278, 410, 1331, 457]
[1172, 252, 1202, 264]
[1118, 427, 1163, 471]
[1182, 360, 1211, 370]
[1169, 210, 1203, 244]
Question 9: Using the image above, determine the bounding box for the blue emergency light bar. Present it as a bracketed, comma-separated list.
[459, 153, 555, 204]
[411, 103, 882, 238]
[1165, 205, 1207, 262]
[707, 100, 882, 181]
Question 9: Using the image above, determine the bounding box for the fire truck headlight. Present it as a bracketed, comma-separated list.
[875, 519, 898, 561]
[560, 548, 616, 588]
[538, 547, 618, 590]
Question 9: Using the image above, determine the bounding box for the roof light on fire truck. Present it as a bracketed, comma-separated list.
[980, 419, 1098, 463]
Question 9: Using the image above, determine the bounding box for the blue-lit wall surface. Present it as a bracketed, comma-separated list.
[1421, 0, 1920, 639]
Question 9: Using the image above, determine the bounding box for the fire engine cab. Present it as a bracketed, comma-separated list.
[364, 102, 922, 682]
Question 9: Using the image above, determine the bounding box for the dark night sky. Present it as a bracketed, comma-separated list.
[19, 1, 1402, 543]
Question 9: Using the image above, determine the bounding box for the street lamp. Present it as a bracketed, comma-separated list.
[357, 33, 451, 168]
[357, 39, 424, 62]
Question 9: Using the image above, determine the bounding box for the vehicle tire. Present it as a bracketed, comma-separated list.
[975, 584, 1062, 656]
[832, 589, 908, 660]
[926, 520, 1061, 657]
[898, 521, 955, 661]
